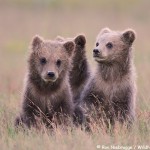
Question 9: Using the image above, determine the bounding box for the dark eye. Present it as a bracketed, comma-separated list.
[56, 59, 61, 67]
[40, 57, 47, 64]
[96, 42, 99, 47]
[106, 42, 113, 49]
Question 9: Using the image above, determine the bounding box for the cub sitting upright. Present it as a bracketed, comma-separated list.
[15, 35, 75, 128]
[56, 35, 90, 125]
[81, 28, 136, 127]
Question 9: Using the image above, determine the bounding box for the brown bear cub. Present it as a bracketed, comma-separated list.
[56, 35, 90, 125]
[80, 28, 136, 128]
[15, 35, 75, 129]
[56, 35, 90, 101]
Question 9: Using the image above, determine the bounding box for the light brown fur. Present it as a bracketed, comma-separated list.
[80, 28, 137, 128]
[15, 35, 75, 129]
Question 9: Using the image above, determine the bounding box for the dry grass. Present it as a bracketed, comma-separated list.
[0, 0, 150, 149]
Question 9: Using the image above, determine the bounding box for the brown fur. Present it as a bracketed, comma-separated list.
[56, 35, 90, 102]
[80, 28, 136, 128]
[55, 35, 90, 125]
[15, 35, 75, 129]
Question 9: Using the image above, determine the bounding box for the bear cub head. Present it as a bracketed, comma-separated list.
[93, 28, 136, 63]
[29, 35, 75, 83]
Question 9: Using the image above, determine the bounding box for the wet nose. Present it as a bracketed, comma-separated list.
[93, 49, 100, 54]
[47, 71, 55, 78]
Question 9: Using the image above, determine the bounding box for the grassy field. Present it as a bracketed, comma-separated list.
[0, 0, 150, 149]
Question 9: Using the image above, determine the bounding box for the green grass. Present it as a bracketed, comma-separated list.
[0, 0, 150, 149]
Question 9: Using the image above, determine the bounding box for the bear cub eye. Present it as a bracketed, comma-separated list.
[56, 59, 61, 67]
[40, 57, 47, 65]
[106, 42, 113, 49]
[96, 42, 99, 47]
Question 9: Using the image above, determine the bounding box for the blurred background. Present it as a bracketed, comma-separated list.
[0, 0, 150, 113]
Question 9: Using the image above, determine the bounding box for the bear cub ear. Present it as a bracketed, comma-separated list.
[122, 29, 136, 45]
[55, 36, 65, 42]
[99, 27, 111, 35]
[31, 35, 43, 51]
[74, 35, 86, 48]
[63, 41, 75, 56]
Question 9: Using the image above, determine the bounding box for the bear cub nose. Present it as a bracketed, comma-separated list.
[47, 71, 55, 78]
[93, 49, 100, 54]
